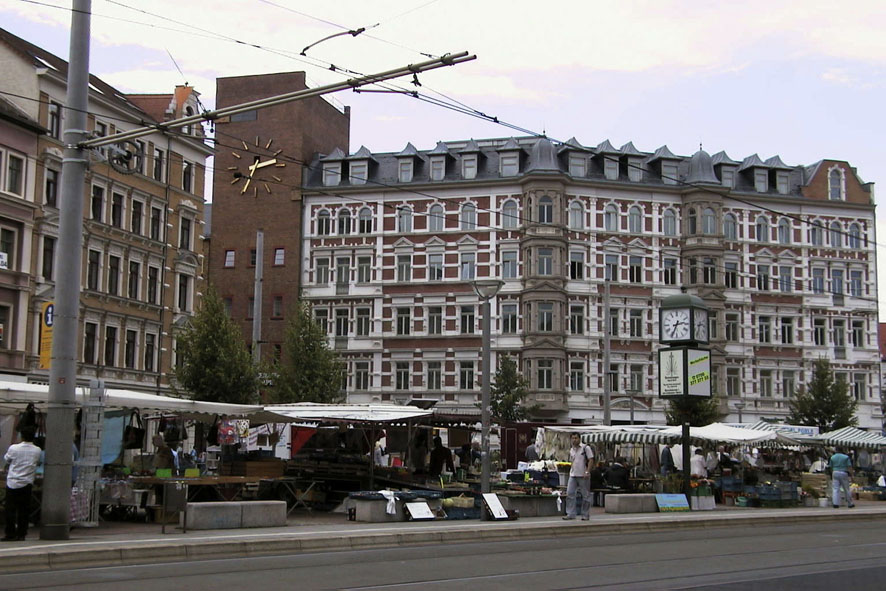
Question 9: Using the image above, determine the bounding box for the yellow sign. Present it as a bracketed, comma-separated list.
[39, 301, 54, 370]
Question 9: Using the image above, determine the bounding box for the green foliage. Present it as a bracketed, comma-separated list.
[173, 285, 260, 404]
[489, 356, 538, 422]
[787, 358, 858, 431]
[665, 395, 724, 426]
[266, 300, 344, 404]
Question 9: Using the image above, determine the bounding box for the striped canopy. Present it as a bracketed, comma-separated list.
[814, 426, 886, 450]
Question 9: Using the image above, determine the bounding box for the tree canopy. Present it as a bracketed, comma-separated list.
[489, 355, 537, 422]
[173, 285, 260, 405]
[787, 358, 858, 431]
[665, 395, 724, 426]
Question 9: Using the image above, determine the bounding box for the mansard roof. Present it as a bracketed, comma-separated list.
[711, 151, 739, 166]
[320, 147, 347, 162]
[347, 145, 376, 161]
[619, 141, 644, 156]
[396, 142, 422, 158]
[647, 145, 679, 162]
[738, 153, 767, 171]
[595, 139, 620, 154]
[764, 155, 791, 170]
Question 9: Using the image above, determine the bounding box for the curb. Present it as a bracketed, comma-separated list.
[1, 510, 884, 574]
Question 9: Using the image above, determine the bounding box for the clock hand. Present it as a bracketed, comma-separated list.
[241, 160, 261, 194]
[254, 158, 277, 169]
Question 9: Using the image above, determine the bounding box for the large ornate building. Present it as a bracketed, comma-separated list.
[0, 27, 211, 392]
[300, 136, 880, 428]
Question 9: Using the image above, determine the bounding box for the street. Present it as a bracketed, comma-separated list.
[0, 520, 884, 590]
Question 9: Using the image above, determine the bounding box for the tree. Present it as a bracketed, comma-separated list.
[489, 355, 538, 422]
[788, 358, 857, 431]
[665, 395, 724, 426]
[267, 300, 344, 404]
[173, 285, 259, 404]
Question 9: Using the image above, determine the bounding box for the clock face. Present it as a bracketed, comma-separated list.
[229, 136, 287, 197]
[662, 308, 690, 341]
[693, 310, 709, 342]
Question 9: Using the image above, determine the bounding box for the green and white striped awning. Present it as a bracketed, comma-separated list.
[815, 426, 886, 450]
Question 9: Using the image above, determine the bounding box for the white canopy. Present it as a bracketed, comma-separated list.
[264, 403, 434, 424]
[661, 422, 803, 446]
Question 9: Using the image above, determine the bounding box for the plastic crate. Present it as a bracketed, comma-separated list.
[445, 506, 480, 520]
[758, 485, 780, 501]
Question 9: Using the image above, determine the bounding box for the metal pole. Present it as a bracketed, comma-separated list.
[41, 0, 91, 540]
[682, 420, 691, 501]
[252, 229, 264, 401]
[603, 280, 611, 425]
[480, 297, 492, 497]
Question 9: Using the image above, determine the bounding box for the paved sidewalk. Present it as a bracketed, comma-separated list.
[2, 502, 885, 574]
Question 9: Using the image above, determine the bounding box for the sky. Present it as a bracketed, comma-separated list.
[2, 0, 885, 314]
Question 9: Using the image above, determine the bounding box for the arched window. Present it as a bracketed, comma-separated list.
[755, 215, 769, 242]
[568, 201, 584, 230]
[829, 169, 843, 200]
[317, 210, 331, 235]
[723, 213, 737, 240]
[397, 206, 412, 233]
[538, 196, 553, 224]
[428, 204, 444, 232]
[809, 222, 822, 246]
[628, 206, 642, 233]
[687, 208, 697, 234]
[358, 207, 373, 234]
[460, 203, 476, 230]
[604, 204, 619, 232]
[777, 218, 791, 245]
[663, 209, 676, 236]
[829, 221, 842, 248]
[337, 209, 352, 235]
[702, 208, 716, 235]
[848, 223, 862, 249]
[502, 200, 519, 229]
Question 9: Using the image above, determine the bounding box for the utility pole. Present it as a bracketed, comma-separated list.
[603, 278, 612, 425]
[41, 0, 91, 540]
[252, 229, 264, 403]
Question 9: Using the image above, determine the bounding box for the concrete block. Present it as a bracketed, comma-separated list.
[185, 502, 242, 529]
[604, 493, 659, 514]
[241, 500, 287, 527]
[353, 499, 404, 522]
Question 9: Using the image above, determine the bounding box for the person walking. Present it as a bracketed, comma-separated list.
[3, 425, 43, 541]
[563, 433, 594, 521]
[828, 447, 855, 508]
[660, 443, 676, 476]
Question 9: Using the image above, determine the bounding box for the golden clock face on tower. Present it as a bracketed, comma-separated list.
[229, 136, 287, 197]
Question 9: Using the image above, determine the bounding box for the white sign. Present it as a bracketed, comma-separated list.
[687, 349, 711, 397]
[659, 348, 686, 397]
[405, 502, 436, 521]
[482, 493, 509, 520]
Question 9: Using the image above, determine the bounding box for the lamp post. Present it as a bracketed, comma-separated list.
[473, 279, 504, 497]
[734, 400, 746, 424]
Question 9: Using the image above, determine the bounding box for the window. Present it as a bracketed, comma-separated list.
[111, 193, 124, 228]
[398, 160, 413, 183]
[813, 318, 826, 346]
[629, 256, 642, 283]
[179, 217, 192, 250]
[273, 248, 284, 266]
[608, 308, 619, 337]
[569, 361, 585, 391]
[502, 200, 519, 229]
[48, 101, 61, 138]
[177, 274, 190, 311]
[44, 169, 58, 207]
[317, 211, 331, 235]
[754, 170, 768, 193]
[357, 256, 372, 283]
[396, 255, 412, 282]
[726, 368, 740, 397]
[5, 154, 24, 196]
[91, 186, 104, 221]
[460, 203, 476, 229]
[349, 162, 367, 184]
[501, 154, 519, 176]
[502, 251, 518, 279]
[833, 319, 846, 347]
[124, 330, 137, 369]
[811, 268, 825, 294]
[502, 303, 517, 334]
[781, 317, 794, 344]
[607, 363, 619, 392]
[853, 373, 866, 401]
[687, 208, 697, 234]
[429, 204, 444, 232]
[314, 308, 329, 333]
[538, 248, 553, 276]
[128, 261, 140, 299]
[758, 316, 771, 343]
[459, 361, 475, 390]
[144, 333, 156, 372]
[396, 308, 411, 335]
[757, 265, 770, 291]
[630, 309, 643, 337]
[355, 362, 370, 390]
[335, 309, 349, 337]
[832, 269, 844, 295]
[604, 204, 618, 231]
[663, 258, 677, 285]
[782, 370, 796, 398]
[395, 362, 410, 390]
[829, 222, 842, 248]
[397, 206, 412, 233]
[430, 157, 445, 181]
[337, 210, 352, 235]
[605, 254, 618, 282]
[538, 302, 553, 332]
[569, 155, 586, 177]
[725, 262, 738, 289]
[128, 200, 143, 235]
[760, 370, 772, 397]
[358, 207, 373, 234]
[569, 251, 584, 280]
[538, 196, 553, 224]
[427, 306, 443, 335]
[0, 228, 14, 271]
[427, 361, 442, 390]
[429, 253, 444, 281]
[150, 207, 162, 241]
[41, 236, 55, 280]
[851, 320, 864, 347]
[848, 224, 862, 249]
[809, 224, 823, 246]
[462, 154, 477, 179]
[356, 308, 371, 336]
[663, 209, 676, 236]
[182, 161, 193, 193]
[755, 216, 768, 242]
[315, 257, 329, 284]
[83, 322, 97, 364]
[104, 325, 117, 366]
[147, 267, 159, 304]
[778, 266, 792, 292]
[725, 313, 739, 341]
[568, 201, 584, 230]
[107, 255, 120, 296]
[273, 296, 283, 318]
[460, 252, 475, 280]
[703, 257, 717, 285]
[778, 218, 791, 244]
[630, 364, 644, 393]
[604, 157, 618, 180]
[569, 304, 584, 335]
[537, 360, 553, 389]
[723, 214, 737, 240]
[849, 270, 862, 297]
[250, 250, 257, 266]
[153, 148, 164, 182]
[688, 257, 698, 285]
[460, 305, 475, 334]
[829, 169, 843, 200]
[702, 208, 716, 234]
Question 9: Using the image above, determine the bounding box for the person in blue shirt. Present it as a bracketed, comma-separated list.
[828, 447, 855, 508]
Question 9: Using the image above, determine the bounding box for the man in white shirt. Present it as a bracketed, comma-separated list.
[3, 426, 43, 541]
[563, 433, 594, 521]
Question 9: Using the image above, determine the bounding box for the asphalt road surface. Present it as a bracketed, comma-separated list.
[1, 520, 885, 590]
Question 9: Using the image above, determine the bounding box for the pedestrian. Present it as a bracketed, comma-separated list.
[3, 425, 43, 541]
[690, 448, 708, 478]
[525, 432, 539, 462]
[828, 447, 855, 509]
[660, 443, 676, 476]
[428, 436, 455, 477]
[563, 433, 594, 521]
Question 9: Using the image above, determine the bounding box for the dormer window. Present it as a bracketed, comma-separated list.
[775, 171, 789, 194]
[627, 158, 644, 182]
[754, 170, 768, 192]
[500, 154, 519, 176]
[350, 162, 367, 185]
[398, 160, 413, 183]
[721, 169, 735, 188]
[462, 155, 477, 179]
[430, 156, 445, 181]
[568, 155, 586, 177]
[661, 162, 678, 185]
[323, 162, 341, 186]
[829, 168, 844, 200]
[604, 158, 618, 180]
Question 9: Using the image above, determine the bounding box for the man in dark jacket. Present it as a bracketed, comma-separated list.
[604, 458, 631, 490]
[661, 443, 676, 476]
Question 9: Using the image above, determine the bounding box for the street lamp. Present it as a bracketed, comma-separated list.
[472, 279, 504, 497]
[734, 400, 746, 424]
